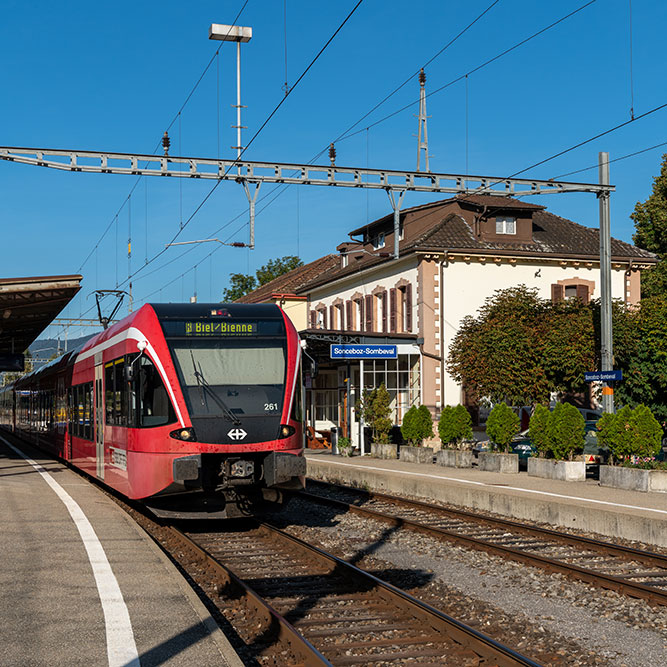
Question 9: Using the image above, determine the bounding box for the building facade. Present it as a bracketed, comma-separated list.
[239, 195, 656, 451]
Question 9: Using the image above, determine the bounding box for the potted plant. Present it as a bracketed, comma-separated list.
[360, 383, 396, 459]
[480, 402, 519, 473]
[599, 404, 667, 492]
[400, 404, 435, 464]
[527, 403, 586, 481]
[337, 435, 354, 457]
[436, 404, 474, 468]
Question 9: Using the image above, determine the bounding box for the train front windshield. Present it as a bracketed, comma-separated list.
[164, 320, 287, 420]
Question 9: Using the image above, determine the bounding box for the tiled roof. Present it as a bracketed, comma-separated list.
[412, 209, 656, 259]
[299, 196, 655, 293]
[347, 194, 544, 236]
[236, 254, 340, 303]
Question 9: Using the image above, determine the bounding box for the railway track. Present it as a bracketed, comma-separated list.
[176, 520, 542, 666]
[301, 481, 667, 607]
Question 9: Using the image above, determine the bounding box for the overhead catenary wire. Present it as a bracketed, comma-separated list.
[49, 1, 365, 340]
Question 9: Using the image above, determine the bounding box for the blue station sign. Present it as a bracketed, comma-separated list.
[584, 370, 623, 382]
[330, 344, 398, 360]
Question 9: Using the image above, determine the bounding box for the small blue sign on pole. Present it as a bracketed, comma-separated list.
[584, 370, 623, 382]
[330, 344, 398, 360]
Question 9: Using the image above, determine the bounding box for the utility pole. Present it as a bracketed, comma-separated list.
[598, 151, 614, 414]
[416, 68, 430, 172]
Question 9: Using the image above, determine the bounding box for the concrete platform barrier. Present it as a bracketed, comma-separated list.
[399, 446, 433, 464]
[600, 465, 667, 493]
[528, 458, 586, 482]
[371, 443, 397, 459]
[436, 449, 473, 468]
[478, 452, 518, 473]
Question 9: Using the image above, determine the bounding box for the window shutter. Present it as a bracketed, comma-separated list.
[390, 288, 397, 333]
[405, 285, 412, 331]
[576, 284, 589, 304]
[551, 284, 564, 303]
[310, 309, 316, 328]
[365, 295, 372, 331]
[381, 290, 387, 333]
[329, 305, 335, 329]
[346, 300, 352, 331]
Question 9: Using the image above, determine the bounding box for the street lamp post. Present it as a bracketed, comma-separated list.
[209, 24, 252, 162]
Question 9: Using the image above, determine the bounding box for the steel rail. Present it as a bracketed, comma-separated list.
[300, 485, 667, 607]
[260, 521, 543, 667]
[167, 524, 331, 666]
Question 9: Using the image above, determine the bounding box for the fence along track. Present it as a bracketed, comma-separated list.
[302, 482, 667, 607]
[183, 521, 542, 666]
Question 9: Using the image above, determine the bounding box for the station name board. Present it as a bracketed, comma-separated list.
[185, 321, 257, 336]
[330, 344, 398, 360]
[584, 370, 623, 382]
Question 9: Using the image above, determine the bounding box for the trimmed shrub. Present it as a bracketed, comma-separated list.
[547, 402, 585, 461]
[528, 404, 552, 457]
[358, 384, 393, 444]
[439, 404, 473, 449]
[402, 404, 435, 446]
[632, 404, 663, 458]
[486, 402, 520, 453]
[598, 404, 662, 464]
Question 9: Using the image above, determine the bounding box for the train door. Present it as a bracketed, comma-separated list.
[94, 354, 105, 480]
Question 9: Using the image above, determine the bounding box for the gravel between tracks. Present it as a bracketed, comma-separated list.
[272, 494, 667, 667]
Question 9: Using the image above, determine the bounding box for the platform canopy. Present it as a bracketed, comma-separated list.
[0, 275, 82, 371]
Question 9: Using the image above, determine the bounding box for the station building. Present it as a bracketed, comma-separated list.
[238, 194, 656, 452]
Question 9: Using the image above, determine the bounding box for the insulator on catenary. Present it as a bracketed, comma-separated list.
[162, 131, 171, 155]
[419, 68, 426, 86]
[329, 143, 336, 166]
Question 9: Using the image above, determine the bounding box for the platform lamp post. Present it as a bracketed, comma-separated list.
[209, 24, 253, 163]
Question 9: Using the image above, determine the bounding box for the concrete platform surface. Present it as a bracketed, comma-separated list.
[0, 435, 243, 667]
[305, 450, 667, 548]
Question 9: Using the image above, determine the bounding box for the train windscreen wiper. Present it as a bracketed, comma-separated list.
[190, 353, 242, 426]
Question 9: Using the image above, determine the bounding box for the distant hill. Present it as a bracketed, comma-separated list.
[29, 335, 95, 365]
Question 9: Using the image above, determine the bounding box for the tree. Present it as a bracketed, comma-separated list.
[221, 255, 304, 301]
[221, 273, 257, 302]
[447, 286, 595, 406]
[613, 295, 667, 424]
[631, 152, 667, 299]
[486, 402, 519, 453]
[255, 256, 303, 286]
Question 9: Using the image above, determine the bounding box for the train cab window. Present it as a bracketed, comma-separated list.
[137, 356, 176, 427]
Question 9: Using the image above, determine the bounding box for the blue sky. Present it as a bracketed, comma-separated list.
[1, 0, 666, 342]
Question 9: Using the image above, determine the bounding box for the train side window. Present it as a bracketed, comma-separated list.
[114, 360, 127, 426]
[105, 363, 115, 425]
[138, 357, 176, 427]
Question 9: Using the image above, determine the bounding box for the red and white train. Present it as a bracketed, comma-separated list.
[0, 303, 306, 517]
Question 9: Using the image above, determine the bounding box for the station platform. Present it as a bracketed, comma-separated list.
[305, 450, 667, 548]
[0, 435, 243, 667]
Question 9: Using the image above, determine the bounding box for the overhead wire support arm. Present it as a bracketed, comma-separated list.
[0, 147, 615, 198]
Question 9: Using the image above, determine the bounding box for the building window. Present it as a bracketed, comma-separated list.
[552, 282, 590, 304]
[371, 232, 385, 249]
[398, 284, 412, 332]
[496, 216, 516, 235]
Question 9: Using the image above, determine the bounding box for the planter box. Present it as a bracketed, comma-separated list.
[478, 452, 518, 474]
[528, 458, 586, 482]
[371, 443, 398, 460]
[600, 465, 667, 493]
[399, 445, 434, 464]
[436, 449, 474, 468]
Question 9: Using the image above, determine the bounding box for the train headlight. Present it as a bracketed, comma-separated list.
[279, 424, 296, 438]
[170, 427, 197, 442]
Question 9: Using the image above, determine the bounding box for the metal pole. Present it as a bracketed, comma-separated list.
[236, 40, 242, 162]
[387, 190, 406, 259]
[598, 152, 614, 414]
